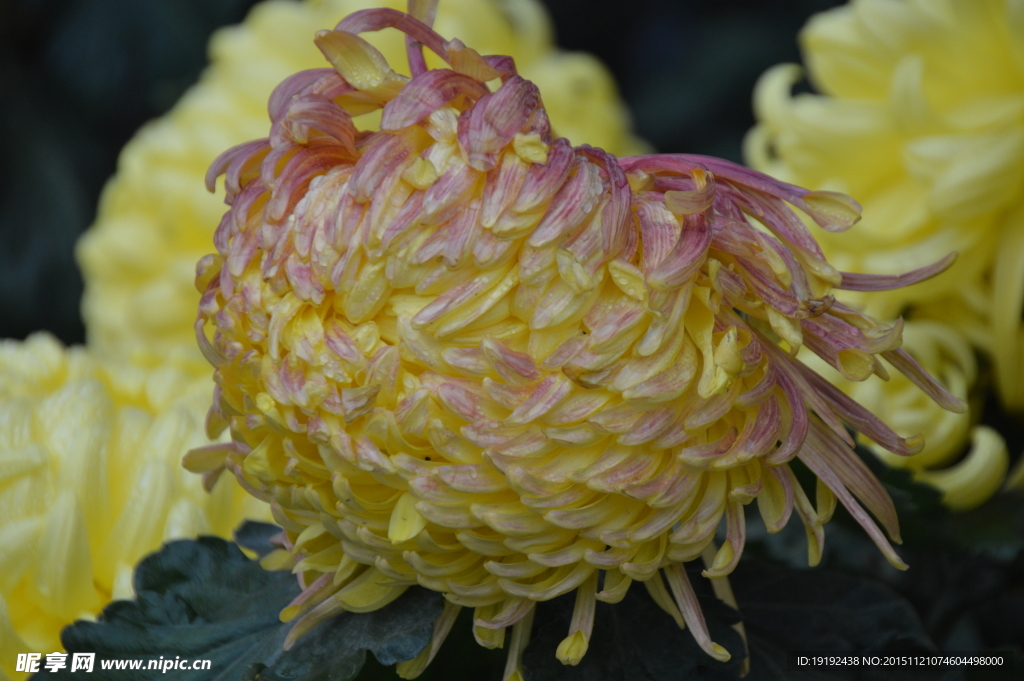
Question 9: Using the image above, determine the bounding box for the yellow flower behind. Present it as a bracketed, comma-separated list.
[0, 334, 266, 678]
[77, 0, 645, 375]
[748, 0, 1024, 407]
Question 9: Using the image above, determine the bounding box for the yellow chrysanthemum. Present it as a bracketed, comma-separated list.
[189, 5, 962, 675]
[77, 0, 645, 376]
[0, 334, 266, 678]
[747, 0, 1024, 410]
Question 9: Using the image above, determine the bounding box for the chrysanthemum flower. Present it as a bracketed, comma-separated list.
[77, 0, 645, 376]
[0, 334, 266, 677]
[801, 321, 1008, 510]
[747, 0, 1024, 409]
[190, 4, 963, 674]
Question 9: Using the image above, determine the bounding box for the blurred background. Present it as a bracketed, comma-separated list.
[0, 0, 841, 345]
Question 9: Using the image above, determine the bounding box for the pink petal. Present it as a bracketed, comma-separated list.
[381, 69, 490, 130]
[457, 75, 540, 171]
[838, 253, 957, 291]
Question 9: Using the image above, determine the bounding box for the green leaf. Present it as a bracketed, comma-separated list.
[520, 565, 745, 681]
[939, 492, 1024, 560]
[731, 561, 953, 681]
[356, 608, 507, 681]
[234, 520, 284, 558]
[513, 557, 947, 681]
[36, 535, 443, 681]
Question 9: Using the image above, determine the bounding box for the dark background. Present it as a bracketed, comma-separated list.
[0, 0, 841, 345]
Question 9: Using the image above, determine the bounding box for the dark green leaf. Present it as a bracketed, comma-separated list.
[934, 493, 1024, 560]
[356, 608, 507, 681]
[730, 560, 957, 681]
[36, 536, 442, 681]
[234, 521, 283, 559]
[512, 556, 955, 681]
[521, 565, 744, 681]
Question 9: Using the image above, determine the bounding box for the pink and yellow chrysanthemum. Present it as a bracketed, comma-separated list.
[188, 3, 964, 675]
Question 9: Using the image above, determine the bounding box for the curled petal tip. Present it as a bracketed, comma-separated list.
[903, 434, 926, 455]
[800, 190, 862, 232]
[709, 643, 732, 663]
[315, 29, 399, 97]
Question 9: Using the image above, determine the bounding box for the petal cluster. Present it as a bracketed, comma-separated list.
[77, 0, 644, 374]
[194, 6, 962, 673]
[801, 321, 1008, 510]
[747, 0, 1024, 503]
[0, 334, 266, 677]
